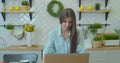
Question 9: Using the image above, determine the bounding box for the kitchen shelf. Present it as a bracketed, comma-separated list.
[0, 45, 43, 50]
[1, 0, 33, 21]
[79, 10, 111, 13]
[1, 0, 32, 7]
[79, 10, 111, 20]
[0, 25, 23, 27]
[79, 0, 110, 20]
[0, 11, 35, 13]
[0, 11, 34, 21]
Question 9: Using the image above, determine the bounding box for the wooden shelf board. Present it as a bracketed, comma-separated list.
[0, 45, 44, 50]
[79, 10, 111, 13]
[87, 46, 120, 50]
[0, 11, 35, 13]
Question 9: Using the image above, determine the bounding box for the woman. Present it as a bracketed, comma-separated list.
[42, 8, 86, 63]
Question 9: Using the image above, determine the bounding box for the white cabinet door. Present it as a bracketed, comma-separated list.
[87, 50, 107, 63]
[107, 50, 120, 63]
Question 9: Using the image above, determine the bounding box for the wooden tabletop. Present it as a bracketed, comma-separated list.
[87, 46, 120, 50]
[1, 45, 120, 51]
[0, 45, 44, 51]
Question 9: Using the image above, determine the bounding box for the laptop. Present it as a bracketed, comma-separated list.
[45, 53, 89, 63]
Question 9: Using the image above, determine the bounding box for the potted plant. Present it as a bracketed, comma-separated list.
[92, 35, 104, 48]
[5, 24, 14, 30]
[95, 3, 100, 10]
[88, 23, 102, 34]
[21, 0, 29, 11]
[23, 23, 35, 47]
[103, 33, 119, 46]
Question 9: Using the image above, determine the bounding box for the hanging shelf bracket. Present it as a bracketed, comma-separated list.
[79, 0, 81, 20]
[29, 12, 33, 20]
[105, 0, 108, 7]
[1, 12, 6, 21]
[79, 12, 81, 20]
[105, 12, 109, 21]
[1, 0, 5, 4]
[79, 0, 81, 7]
[29, 0, 32, 7]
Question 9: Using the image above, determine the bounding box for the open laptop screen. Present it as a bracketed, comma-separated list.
[45, 53, 89, 63]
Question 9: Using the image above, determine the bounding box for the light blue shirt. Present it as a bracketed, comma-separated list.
[43, 27, 86, 57]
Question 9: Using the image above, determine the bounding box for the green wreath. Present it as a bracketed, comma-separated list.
[47, 0, 64, 17]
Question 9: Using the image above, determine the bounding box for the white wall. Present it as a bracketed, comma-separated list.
[0, 0, 120, 47]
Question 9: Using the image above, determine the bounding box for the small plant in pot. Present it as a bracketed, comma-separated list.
[88, 23, 102, 34]
[103, 33, 120, 46]
[21, 0, 29, 11]
[95, 3, 100, 10]
[103, 34, 119, 40]
[92, 35, 104, 48]
[5, 24, 14, 30]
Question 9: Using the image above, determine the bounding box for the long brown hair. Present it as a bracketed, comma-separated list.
[59, 8, 77, 53]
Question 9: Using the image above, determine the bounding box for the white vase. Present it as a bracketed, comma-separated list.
[84, 39, 92, 48]
[26, 32, 32, 47]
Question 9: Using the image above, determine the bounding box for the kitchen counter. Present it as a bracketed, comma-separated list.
[87, 46, 120, 50]
[0, 45, 43, 63]
[87, 46, 120, 63]
[0, 45, 44, 51]
[1, 45, 120, 51]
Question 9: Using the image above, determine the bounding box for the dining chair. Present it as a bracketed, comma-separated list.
[3, 54, 38, 63]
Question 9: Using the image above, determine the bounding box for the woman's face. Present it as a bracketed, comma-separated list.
[61, 17, 73, 31]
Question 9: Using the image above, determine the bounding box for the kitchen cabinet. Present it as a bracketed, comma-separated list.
[79, 0, 111, 20]
[87, 50, 107, 63]
[87, 46, 120, 63]
[107, 50, 120, 63]
[0, 45, 43, 63]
